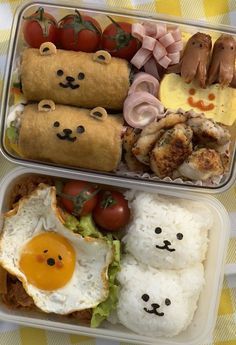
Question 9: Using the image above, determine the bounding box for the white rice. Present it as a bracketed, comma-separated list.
[117, 255, 204, 337]
[123, 191, 212, 269]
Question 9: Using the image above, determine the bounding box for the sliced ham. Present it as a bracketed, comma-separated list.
[132, 23, 145, 41]
[159, 32, 175, 48]
[128, 72, 159, 96]
[124, 91, 164, 129]
[130, 48, 152, 69]
[142, 36, 156, 51]
[170, 27, 182, 41]
[167, 40, 183, 53]
[158, 55, 171, 68]
[144, 58, 161, 80]
[153, 41, 166, 62]
[168, 51, 180, 65]
[130, 22, 182, 71]
[155, 23, 167, 38]
[142, 22, 158, 38]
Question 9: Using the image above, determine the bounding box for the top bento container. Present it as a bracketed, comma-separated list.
[1, 0, 236, 193]
[0, 166, 231, 345]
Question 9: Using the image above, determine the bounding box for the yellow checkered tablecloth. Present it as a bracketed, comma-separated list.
[0, 0, 236, 344]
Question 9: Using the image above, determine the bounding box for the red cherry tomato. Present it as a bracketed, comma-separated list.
[93, 190, 130, 231]
[23, 7, 58, 48]
[101, 17, 140, 60]
[58, 10, 102, 52]
[60, 181, 99, 217]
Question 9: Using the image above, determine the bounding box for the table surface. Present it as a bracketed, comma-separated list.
[0, 0, 236, 344]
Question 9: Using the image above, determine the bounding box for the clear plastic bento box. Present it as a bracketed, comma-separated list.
[0, 166, 231, 345]
[0, 0, 236, 194]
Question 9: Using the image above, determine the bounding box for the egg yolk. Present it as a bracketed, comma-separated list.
[19, 232, 76, 291]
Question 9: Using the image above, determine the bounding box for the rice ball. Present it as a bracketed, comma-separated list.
[117, 255, 204, 337]
[123, 191, 211, 269]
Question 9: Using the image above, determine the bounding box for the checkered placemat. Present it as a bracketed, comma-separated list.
[0, 1, 236, 344]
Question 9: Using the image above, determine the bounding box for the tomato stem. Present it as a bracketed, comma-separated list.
[23, 7, 56, 38]
[106, 16, 135, 52]
[59, 186, 100, 217]
[101, 191, 117, 209]
[59, 9, 101, 46]
[107, 16, 122, 29]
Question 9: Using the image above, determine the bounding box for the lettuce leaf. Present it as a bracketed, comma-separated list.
[64, 214, 121, 327]
[91, 240, 120, 328]
[64, 213, 103, 238]
[6, 122, 18, 144]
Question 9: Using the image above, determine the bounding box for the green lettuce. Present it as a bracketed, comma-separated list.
[64, 214, 121, 327]
[6, 122, 18, 143]
[64, 213, 103, 238]
[91, 240, 120, 328]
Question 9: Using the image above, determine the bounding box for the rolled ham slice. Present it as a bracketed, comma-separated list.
[124, 91, 164, 129]
[170, 27, 182, 41]
[168, 52, 180, 65]
[142, 22, 158, 38]
[132, 23, 145, 41]
[144, 58, 161, 80]
[167, 40, 183, 53]
[142, 36, 156, 51]
[153, 41, 166, 62]
[159, 32, 175, 48]
[158, 55, 171, 68]
[130, 48, 152, 69]
[130, 22, 182, 71]
[155, 23, 167, 38]
[128, 72, 159, 96]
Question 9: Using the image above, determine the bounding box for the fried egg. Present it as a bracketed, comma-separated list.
[0, 185, 113, 314]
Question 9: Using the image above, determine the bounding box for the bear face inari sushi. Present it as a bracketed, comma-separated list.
[123, 191, 212, 269]
[116, 255, 204, 337]
[7, 101, 123, 172]
[20, 43, 131, 110]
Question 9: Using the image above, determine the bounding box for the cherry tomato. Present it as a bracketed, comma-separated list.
[60, 181, 99, 217]
[58, 10, 102, 52]
[23, 7, 58, 48]
[93, 190, 130, 231]
[101, 17, 140, 60]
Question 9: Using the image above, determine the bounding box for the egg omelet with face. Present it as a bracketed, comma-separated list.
[0, 185, 113, 314]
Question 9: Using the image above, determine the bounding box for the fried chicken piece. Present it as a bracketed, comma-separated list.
[123, 127, 148, 172]
[177, 148, 224, 181]
[132, 113, 187, 165]
[150, 123, 193, 178]
[187, 115, 231, 146]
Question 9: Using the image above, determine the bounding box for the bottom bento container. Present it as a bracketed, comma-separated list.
[0, 167, 231, 345]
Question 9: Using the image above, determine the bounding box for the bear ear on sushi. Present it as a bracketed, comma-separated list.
[38, 100, 56, 112]
[93, 50, 112, 64]
[89, 107, 108, 121]
[39, 42, 57, 56]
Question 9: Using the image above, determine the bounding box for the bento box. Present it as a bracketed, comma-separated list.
[0, 166, 230, 345]
[0, 1, 236, 194]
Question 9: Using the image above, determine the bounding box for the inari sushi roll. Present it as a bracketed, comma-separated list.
[20, 43, 132, 110]
[6, 101, 123, 172]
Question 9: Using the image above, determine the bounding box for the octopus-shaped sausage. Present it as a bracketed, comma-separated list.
[168, 33, 212, 88]
[208, 34, 236, 87]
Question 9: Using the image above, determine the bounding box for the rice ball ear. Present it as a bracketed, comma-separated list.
[116, 256, 204, 337]
[123, 192, 209, 270]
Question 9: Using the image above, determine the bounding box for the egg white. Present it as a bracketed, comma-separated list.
[0, 184, 113, 314]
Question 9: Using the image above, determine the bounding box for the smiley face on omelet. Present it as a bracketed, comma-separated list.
[159, 73, 236, 126]
[0, 185, 113, 314]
